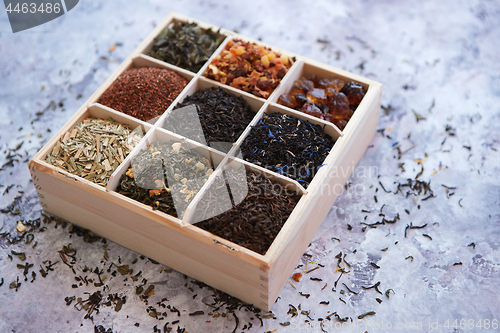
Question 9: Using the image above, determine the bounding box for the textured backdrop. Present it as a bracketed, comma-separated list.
[1, 0, 499, 332]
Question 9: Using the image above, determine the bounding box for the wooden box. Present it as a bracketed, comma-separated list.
[28, 13, 382, 311]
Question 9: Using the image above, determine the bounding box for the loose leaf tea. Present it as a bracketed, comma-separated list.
[194, 169, 302, 255]
[148, 20, 225, 73]
[240, 113, 335, 187]
[45, 118, 139, 186]
[205, 39, 295, 98]
[117, 170, 178, 218]
[167, 87, 255, 148]
[278, 75, 366, 130]
[97, 67, 188, 122]
[117, 141, 213, 217]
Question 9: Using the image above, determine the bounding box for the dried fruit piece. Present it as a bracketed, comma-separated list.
[16, 221, 26, 233]
[205, 39, 294, 99]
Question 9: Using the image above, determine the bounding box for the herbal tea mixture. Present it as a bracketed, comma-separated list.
[205, 39, 294, 98]
[240, 112, 335, 187]
[44, 118, 139, 187]
[117, 141, 213, 218]
[98, 67, 188, 122]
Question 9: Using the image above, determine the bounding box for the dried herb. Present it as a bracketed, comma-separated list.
[169, 87, 255, 148]
[194, 169, 301, 255]
[342, 282, 358, 295]
[299, 292, 310, 298]
[45, 118, 137, 187]
[11, 250, 26, 261]
[361, 281, 382, 294]
[413, 110, 426, 122]
[98, 67, 188, 122]
[358, 311, 376, 319]
[149, 20, 225, 72]
[241, 112, 335, 187]
[9, 277, 21, 291]
[205, 39, 294, 98]
[385, 289, 395, 298]
[188, 310, 204, 316]
[117, 141, 213, 218]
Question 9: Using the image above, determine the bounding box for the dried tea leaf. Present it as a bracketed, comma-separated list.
[149, 20, 225, 72]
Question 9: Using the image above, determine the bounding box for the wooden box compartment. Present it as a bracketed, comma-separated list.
[28, 13, 382, 311]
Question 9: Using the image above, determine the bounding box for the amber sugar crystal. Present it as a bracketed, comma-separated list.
[205, 39, 294, 99]
[278, 75, 366, 130]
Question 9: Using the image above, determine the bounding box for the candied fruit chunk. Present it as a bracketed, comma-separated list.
[281, 54, 289, 66]
[306, 88, 327, 104]
[204, 39, 294, 99]
[318, 77, 345, 92]
[261, 55, 270, 68]
[278, 93, 298, 108]
[341, 81, 366, 105]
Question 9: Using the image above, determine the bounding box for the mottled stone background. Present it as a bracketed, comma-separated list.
[0, 0, 499, 332]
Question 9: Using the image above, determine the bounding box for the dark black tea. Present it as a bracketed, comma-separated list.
[165, 87, 255, 152]
[193, 167, 302, 255]
[240, 112, 335, 188]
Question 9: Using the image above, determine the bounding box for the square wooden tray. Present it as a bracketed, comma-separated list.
[28, 12, 382, 311]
